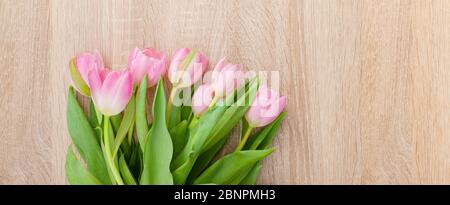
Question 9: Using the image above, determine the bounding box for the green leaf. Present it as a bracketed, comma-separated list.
[112, 95, 136, 158]
[245, 112, 286, 150]
[171, 79, 259, 185]
[201, 79, 259, 152]
[110, 113, 123, 134]
[193, 149, 274, 185]
[93, 127, 102, 143]
[140, 79, 174, 185]
[89, 99, 102, 127]
[239, 162, 262, 185]
[128, 142, 142, 181]
[241, 119, 250, 141]
[119, 154, 137, 185]
[136, 76, 149, 151]
[181, 105, 192, 121]
[66, 87, 111, 184]
[100, 136, 117, 185]
[65, 146, 102, 185]
[89, 100, 99, 128]
[171, 151, 195, 184]
[180, 86, 194, 121]
[187, 137, 228, 184]
[171, 106, 226, 184]
[168, 103, 182, 130]
[169, 120, 188, 159]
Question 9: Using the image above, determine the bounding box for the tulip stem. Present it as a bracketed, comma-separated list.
[208, 96, 219, 109]
[235, 127, 253, 152]
[127, 118, 135, 145]
[103, 116, 124, 185]
[166, 88, 178, 125]
[188, 116, 198, 128]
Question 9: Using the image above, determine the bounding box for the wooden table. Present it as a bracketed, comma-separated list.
[0, 0, 449, 184]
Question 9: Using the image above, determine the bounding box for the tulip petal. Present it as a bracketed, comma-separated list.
[172, 48, 190, 61]
[211, 62, 244, 97]
[147, 59, 167, 87]
[212, 57, 227, 81]
[93, 50, 105, 70]
[187, 61, 205, 87]
[192, 84, 214, 116]
[245, 85, 287, 127]
[110, 71, 133, 116]
[130, 52, 153, 84]
[88, 68, 104, 111]
[169, 49, 208, 88]
[245, 101, 263, 127]
[76, 53, 96, 85]
[128, 48, 167, 86]
[168, 60, 181, 84]
[128, 47, 139, 66]
[99, 71, 132, 116]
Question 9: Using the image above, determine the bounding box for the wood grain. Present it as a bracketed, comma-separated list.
[0, 0, 449, 184]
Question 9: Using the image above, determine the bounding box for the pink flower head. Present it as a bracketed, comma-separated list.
[70, 50, 105, 96]
[191, 84, 214, 116]
[168, 48, 208, 88]
[211, 57, 245, 98]
[88, 68, 133, 116]
[245, 85, 287, 127]
[128, 47, 167, 87]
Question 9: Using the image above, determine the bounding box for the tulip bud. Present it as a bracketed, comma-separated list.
[69, 51, 105, 96]
[245, 85, 287, 127]
[128, 47, 167, 87]
[211, 57, 245, 98]
[191, 84, 214, 116]
[168, 48, 208, 88]
[88, 68, 133, 116]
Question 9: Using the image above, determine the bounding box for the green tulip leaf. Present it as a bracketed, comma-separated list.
[112, 95, 136, 159]
[171, 151, 196, 184]
[245, 112, 286, 150]
[239, 162, 262, 185]
[140, 79, 174, 185]
[136, 76, 149, 151]
[201, 79, 258, 152]
[193, 149, 274, 185]
[65, 146, 102, 185]
[171, 79, 259, 185]
[168, 104, 182, 130]
[119, 154, 137, 185]
[181, 105, 192, 121]
[128, 142, 142, 180]
[89, 100, 99, 128]
[187, 137, 228, 184]
[171, 106, 226, 184]
[66, 87, 111, 184]
[169, 120, 188, 159]
[110, 113, 123, 134]
[100, 136, 117, 185]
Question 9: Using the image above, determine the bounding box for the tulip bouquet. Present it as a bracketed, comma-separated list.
[65, 47, 287, 185]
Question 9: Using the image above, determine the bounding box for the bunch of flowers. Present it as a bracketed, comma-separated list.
[65, 47, 287, 185]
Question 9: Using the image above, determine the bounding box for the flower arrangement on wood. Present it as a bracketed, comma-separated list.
[65, 47, 287, 185]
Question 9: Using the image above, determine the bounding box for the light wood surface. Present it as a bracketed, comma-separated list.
[0, 0, 449, 184]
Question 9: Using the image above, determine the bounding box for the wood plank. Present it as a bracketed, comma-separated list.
[0, 0, 449, 184]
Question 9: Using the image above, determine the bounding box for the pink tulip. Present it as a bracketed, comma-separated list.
[245, 85, 287, 127]
[211, 57, 245, 98]
[168, 48, 208, 88]
[70, 50, 105, 96]
[128, 47, 167, 87]
[191, 84, 214, 116]
[88, 68, 133, 116]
